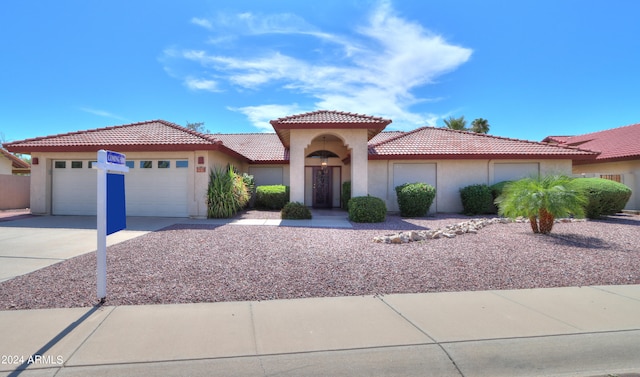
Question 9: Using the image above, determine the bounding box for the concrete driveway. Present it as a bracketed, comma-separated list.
[0, 215, 183, 282]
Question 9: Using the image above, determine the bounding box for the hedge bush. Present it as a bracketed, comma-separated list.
[281, 202, 312, 220]
[341, 181, 351, 210]
[255, 185, 290, 210]
[460, 184, 493, 215]
[348, 196, 387, 223]
[395, 182, 436, 217]
[490, 181, 512, 201]
[571, 178, 632, 218]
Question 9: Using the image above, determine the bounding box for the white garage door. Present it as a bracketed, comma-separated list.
[393, 163, 437, 213]
[52, 159, 190, 217]
[493, 163, 539, 183]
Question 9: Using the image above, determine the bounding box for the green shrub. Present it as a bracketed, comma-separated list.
[571, 178, 632, 218]
[341, 181, 351, 209]
[395, 182, 436, 217]
[490, 181, 512, 200]
[281, 202, 312, 220]
[487, 181, 512, 214]
[255, 185, 290, 210]
[207, 165, 249, 218]
[460, 184, 493, 215]
[348, 196, 387, 223]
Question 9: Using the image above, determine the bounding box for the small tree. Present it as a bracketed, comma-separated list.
[443, 116, 467, 131]
[470, 118, 490, 134]
[495, 175, 587, 234]
[185, 121, 210, 134]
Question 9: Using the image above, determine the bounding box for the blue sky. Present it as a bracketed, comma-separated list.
[2, 0, 639, 144]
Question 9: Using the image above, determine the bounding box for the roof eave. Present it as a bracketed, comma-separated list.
[574, 154, 639, 165]
[4, 144, 224, 153]
[367, 153, 599, 160]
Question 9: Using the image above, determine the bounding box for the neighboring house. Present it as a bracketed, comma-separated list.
[0, 148, 30, 175]
[3, 110, 597, 217]
[543, 122, 640, 210]
[0, 149, 31, 210]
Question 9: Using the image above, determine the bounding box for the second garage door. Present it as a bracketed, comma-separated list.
[52, 159, 190, 217]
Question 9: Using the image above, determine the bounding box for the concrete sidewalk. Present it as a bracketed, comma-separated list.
[1, 285, 639, 376]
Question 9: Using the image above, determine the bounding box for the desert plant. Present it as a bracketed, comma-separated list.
[207, 165, 249, 218]
[348, 195, 387, 223]
[395, 182, 436, 217]
[571, 178, 632, 218]
[281, 202, 312, 219]
[255, 185, 290, 210]
[460, 184, 492, 215]
[495, 175, 587, 234]
[242, 173, 256, 208]
[341, 181, 351, 209]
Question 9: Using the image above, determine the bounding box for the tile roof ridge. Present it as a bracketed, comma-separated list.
[271, 109, 390, 123]
[154, 120, 220, 144]
[432, 126, 601, 154]
[367, 127, 421, 147]
[4, 119, 220, 146]
[565, 122, 640, 140]
[212, 132, 277, 136]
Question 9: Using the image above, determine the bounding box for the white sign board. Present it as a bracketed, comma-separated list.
[94, 149, 129, 302]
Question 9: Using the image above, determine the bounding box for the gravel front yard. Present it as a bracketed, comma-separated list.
[1, 212, 639, 310]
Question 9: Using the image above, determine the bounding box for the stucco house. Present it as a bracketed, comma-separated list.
[0, 148, 30, 175]
[3, 110, 597, 217]
[543, 122, 640, 210]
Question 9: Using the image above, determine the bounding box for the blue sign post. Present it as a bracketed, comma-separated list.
[94, 150, 129, 302]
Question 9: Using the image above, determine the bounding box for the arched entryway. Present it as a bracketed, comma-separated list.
[269, 110, 392, 206]
[305, 134, 346, 208]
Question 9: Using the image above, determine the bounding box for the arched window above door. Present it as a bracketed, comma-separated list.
[306, 150, 339, 158]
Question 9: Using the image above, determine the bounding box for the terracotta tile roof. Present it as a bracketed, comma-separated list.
[0, 148, 30, 169]
[369, 127, 598, 160]
[368, 131, 406, 145]
[271, 110, 392, 125]
[3, 120, 221, 153]
[214, 133, 288, 163]
[270, 110, 392, 148]
[543, 123, 640, 162]
[541, 135, 573, 144]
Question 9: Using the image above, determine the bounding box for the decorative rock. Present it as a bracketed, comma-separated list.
[373, 217, 588, 244]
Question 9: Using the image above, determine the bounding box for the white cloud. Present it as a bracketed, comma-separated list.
[185, 77, 220, 92]
[229, 104, 303, 132]
[80, 107, 130, 122]
[170, 1, 472, 131]
[191, 17, 213, 30]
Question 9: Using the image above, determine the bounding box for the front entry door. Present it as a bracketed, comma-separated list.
[312, 166, 332, 208]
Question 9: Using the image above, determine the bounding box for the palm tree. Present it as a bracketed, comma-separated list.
[495, 175, 587, 234]
[443, 116, 467, 131]
[471, 118, 490, 133]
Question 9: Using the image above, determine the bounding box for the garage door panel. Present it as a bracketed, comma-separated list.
[493, 163, 539, 183]
[53, 159, 189, 217]
[52, 161, 97, 215]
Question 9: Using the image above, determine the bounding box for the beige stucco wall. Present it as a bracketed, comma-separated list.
[572, 160, 639, 210]
[0, 155, 13, 175]
[368, 158, 573, 213]
[0, 174, 30, 209]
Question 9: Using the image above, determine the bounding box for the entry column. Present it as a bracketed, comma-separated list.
[289, 132, 307, 204]
[350, 131, 369, 198]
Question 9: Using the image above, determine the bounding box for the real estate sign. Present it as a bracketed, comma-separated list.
[94, 149, 129, 301]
